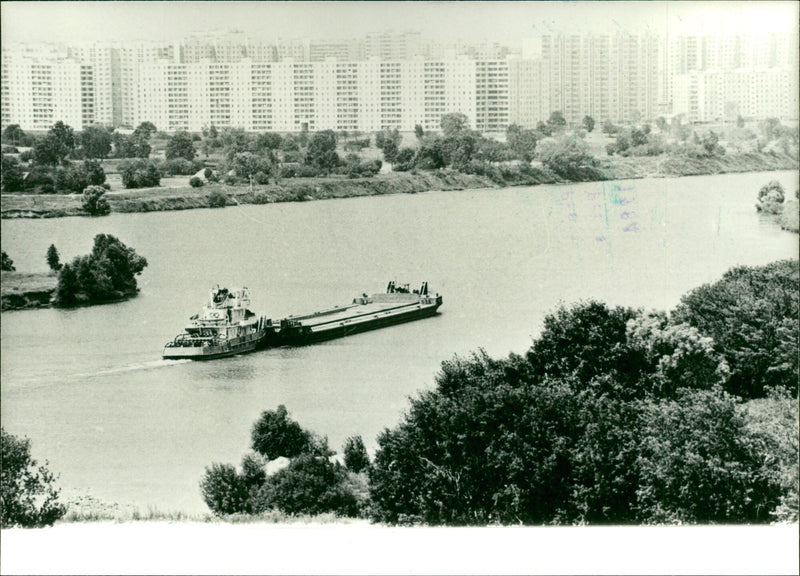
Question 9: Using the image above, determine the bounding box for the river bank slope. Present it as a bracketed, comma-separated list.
[1, 151, 797, 219]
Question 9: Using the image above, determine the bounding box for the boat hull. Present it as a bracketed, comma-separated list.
[282, 300, 441, 346]
[163, 331, 268, 360]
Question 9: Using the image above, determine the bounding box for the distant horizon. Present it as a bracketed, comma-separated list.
[1, 1, 797, 47]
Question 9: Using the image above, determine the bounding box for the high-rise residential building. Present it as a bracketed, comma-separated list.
[2, 30, 796, 134]
[1, 50, 97, 130]
[539, 31, 660, 124]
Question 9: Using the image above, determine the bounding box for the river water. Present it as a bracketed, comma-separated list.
[1, 170, 797, 514]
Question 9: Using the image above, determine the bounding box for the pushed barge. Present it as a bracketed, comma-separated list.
[163, 282, 442, 360]
[163, 286, 271, 360]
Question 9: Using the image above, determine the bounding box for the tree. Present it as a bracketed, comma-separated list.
[1, 154, 25, 192]
[440, 113, 469, 137]
[54, 234, 147, 306]
[527, 301, 645, 394]
[46, 244, 62, 272]
[254, 132, 283, 152]
[132, 121, 157, 140]
[414, 124, 425, 140]
[113, 132, 151, 159]
[50, 121, 76, 156]
[120, 159, 161, 188]
[700, 130, 720, 155]
[671, 260, 799, 398]
[165, 130, 197, 161]
[375, 128, 402, 164]
[251, 405, 312, 459]
[32, 133, 65, 166]
[200, 463, 251, 515]
[582, 115, 595, 133]
[506, 124, 538, 161]
[655, 117, 668, 132]
[83, 159, 106, 186]
[1, 428, 67, 527]
[189, 176, 204, 188]
[305, 130, 340, 174]
[1, 251, 15, 271]
[547, 111, 567, 132]
[3, 124, 28, 146]
[82, 185, 111, 216]
[231, 151, 274, 185]
[636, 388, 781, 524]
[756, 180, 786, 213]
[343, 435, 370, 473]
[536, 134, 600, 181]
[81, 125, 112, 159]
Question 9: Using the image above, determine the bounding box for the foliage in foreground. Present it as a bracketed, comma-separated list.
[54, 234, 148, 306]
[1, 427, 66, 528]
[200, 406, 367, 518]
[369, 262, 798, 525]
[672, 259, 798, 399]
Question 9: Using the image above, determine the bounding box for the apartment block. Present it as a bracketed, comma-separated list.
[1, 51, 94, 130]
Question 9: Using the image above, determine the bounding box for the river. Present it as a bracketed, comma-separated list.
[1, 170, 797, 514]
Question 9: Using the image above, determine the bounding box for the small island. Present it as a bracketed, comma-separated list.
[1, 235, 147, 311]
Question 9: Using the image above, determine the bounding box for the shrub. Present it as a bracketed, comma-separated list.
[2, 145, 19, 154]
[203, 167, 218, 182]
[756, 180, 786, 213]
[343, 435, 370, 473]
[19, 149, 33, 163]
[120, 159, 161, 188]
[189, 176, 204, 188]
[1, 427, 67, 528]
[208, 190, 228, 208]
[160, 158, 203, 176]
[200, 463, 251, 516]
[81, 185, 111, 216]
[253, 454, 359, 517]
[1, 250, 15, 271]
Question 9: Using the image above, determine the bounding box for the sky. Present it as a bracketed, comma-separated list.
[1, 1, 797, 46]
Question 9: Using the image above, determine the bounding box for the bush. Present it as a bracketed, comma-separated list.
[1, 250, 15, 271]
[756, 180, 786, 214]
[189, 176, 204, 188]
[19, 149, 34, 163]
[208, 190, 228, 208]
[81, 185, 111, 216]
[160, 158, 203, 176]
[2, 145, 19, 154]
[200, 463, 252, 516]
[120, 159, 161, 189]
[253, 454, 359, 517]
[1, 427, 67, 527]
[343, 435, 370, 473]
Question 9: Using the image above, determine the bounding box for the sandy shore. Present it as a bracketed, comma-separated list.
[1, 523, 797, 575]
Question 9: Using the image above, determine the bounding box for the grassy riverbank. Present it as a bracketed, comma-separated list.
[1, 151, 797, 219]
[1, 271, 56, 310]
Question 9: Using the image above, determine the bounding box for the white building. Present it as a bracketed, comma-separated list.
[1, 51, 94, 130]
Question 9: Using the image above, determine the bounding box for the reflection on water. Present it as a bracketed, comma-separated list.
[1, 170, 797, 513]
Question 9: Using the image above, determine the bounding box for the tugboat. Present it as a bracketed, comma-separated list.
[163, 282, 442, 360]
[163, 286, 271, 360]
